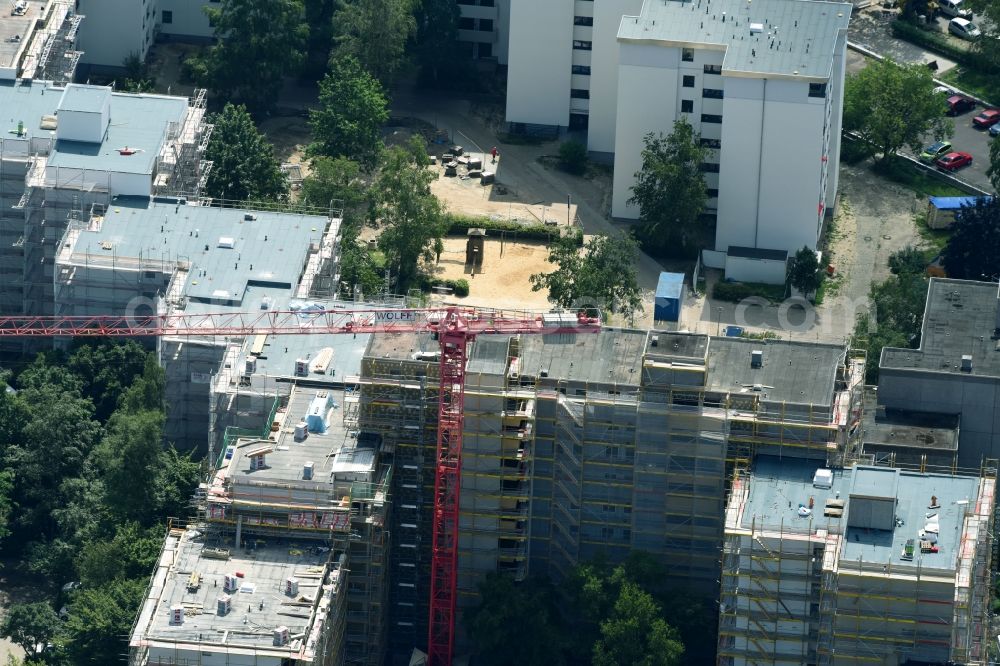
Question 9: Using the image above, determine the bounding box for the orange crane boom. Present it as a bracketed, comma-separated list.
[0, 305, 600, 666]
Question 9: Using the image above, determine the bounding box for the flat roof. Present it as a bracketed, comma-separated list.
[881, 278, 1000, 377]
[58, 83, 110, 113]
[618, 0, 851, 80]
[62, 198, 334, 307]
[742, 455, 980, 568]
[519, 328, 649, 386]
[656, 272, 684, 299]
[862, 392, 959, 452]
[0, 81, 188, 173]
[705, 338, 843, 406]
[221, 387, 380, 486]
[0, 5, 37, 70]
[647, 331, 709, 362]
[136, 527, 343, 658]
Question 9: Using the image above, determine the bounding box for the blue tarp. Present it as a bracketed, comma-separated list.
[928, 195, 990, 211]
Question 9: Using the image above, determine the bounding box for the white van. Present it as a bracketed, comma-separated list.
[949, 16, 982, 39]
[939, 0, 972, 19]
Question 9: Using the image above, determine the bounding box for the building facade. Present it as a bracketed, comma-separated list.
[457, 0, 510, 63]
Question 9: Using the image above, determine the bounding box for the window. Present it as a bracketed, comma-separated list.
[681, 100, 694, 113]
[703, 64, 722, 74]
[682, 48, 694, 61]
[478, 42, 492, 58]
[706, 188, 720, 197]
[161, 9, 172, 23]
[458, 17, 475, 29]
[809, 83, 827, 98]
[682, 75, 695, 88]
[574, 16, 594, 26]
[700, 163, 720, 173]
[480, 0, 495, 5]
[703, 88, 724, 99]
[573, 40, 593, 50]
[700, 138, 721, 148]
[478, 18, 493, 31]
[572, 65, 592, 75]
[570, 89, 590, 99]
[457, 0, 475, 4]
[701, 113, 723, 123]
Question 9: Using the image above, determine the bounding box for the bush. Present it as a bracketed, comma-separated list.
[444, 213, 584, 247]
[418, 277, 470, 297]
[558, 140, 588, 175]
[453, 279, 470, 297]
[712, 281, 787, 303]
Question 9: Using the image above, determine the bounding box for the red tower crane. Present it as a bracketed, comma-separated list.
[0, 306, 600, 666]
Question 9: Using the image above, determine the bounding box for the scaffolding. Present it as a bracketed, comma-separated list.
[153, 89, 212, 199]
[18, 0, 82, 84]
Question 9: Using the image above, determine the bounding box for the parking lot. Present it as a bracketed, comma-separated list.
[929, 103, 995, 191]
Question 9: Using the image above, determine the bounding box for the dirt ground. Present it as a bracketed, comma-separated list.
[427, 237, 554, 310]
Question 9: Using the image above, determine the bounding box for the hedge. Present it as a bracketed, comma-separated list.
[444, 213, 583, 246]
[418, 276, 470, 297]
[712, 281, 787, 303]
[891, 20, 999, 74]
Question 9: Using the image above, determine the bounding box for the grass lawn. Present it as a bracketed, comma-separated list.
[938, 67, 999, 105]
[874, 156, 968, 199]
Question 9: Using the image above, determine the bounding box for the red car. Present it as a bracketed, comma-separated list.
[973, 109, 1000, 128]
[936, 151, 973, 171]
[946, 94, 977, 115]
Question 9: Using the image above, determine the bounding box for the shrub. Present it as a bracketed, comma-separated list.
[443, 213, 584, 247]
[453, 279, 470, 297]
[891, 20, 1000, 75]
[712, 281, 786, 303]
[558, 140, 588, 175]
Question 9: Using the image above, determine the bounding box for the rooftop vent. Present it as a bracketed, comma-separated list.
[284, 577, 299, 597]
[218, 237, 235, 249]
[961, 354, 973, 372]
[750, 349, 763, 368]
[169, 605, 185, 625]
[224, 573, 240, 593]
[217, 594, 231, 616]
[303, 462, 314, 481]
[273, 626, 290, 647]
[750, 22, 764, 33]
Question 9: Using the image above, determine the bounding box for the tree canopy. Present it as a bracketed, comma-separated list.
[192, 0, 307, 111]
[332, 0, 417, 84]
[942, 197, 1000, 280]
[628, 120, 708, 258]
[309, 55, 390, 170]
[204, 103, 288, 202]
[0, 602, 59, 656]
[369, 138, 446, 291]
[530, 233, 644, 322]
[843, 58, 952, 167]
[787, 247, 822, 299]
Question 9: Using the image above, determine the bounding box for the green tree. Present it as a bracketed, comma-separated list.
[465, 573, 567, 666]
[844, 58, 952, 167]
[942, 197, 1000, 280]
[987, 134, 1000, 193]
[193, 0, 306, 111]
[628, 120, 708, 258]
[332, 0, 416, 84]
[787, 246, 822, 298]
[888, 245, 929, 276]
[369, 139, 445, 290]
[204, 103, 288, 202]
[63, 579, 145, 666]
[77, 522, 163, 588]
[0, 470, 13, 547]
[0, 603, 59, 656]
[120, 52, 154, 93]
[303, 0, 337, 79]
[309, 55, 389, 170]
[592, 582, 685, 666]
[558, 140, 589, 175]
[67, 341, 149, 421]
[530, 233, 643, 322]
[413, 0, 465, 87]
[301, 157, 367, 211]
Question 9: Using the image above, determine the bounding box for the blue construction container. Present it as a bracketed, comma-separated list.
[654, 272, 684, 322]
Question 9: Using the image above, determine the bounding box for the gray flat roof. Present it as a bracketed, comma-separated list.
[139, 528, 343, 656]
[647, 331, 708, 362]
[705, 338, 843, 406]
[881, 278, 1000, 377]
[63, 198, 333, 307]
[618, 0, 851, 80]
[519, 328, 649, 386]
[742, 455, 981, 568]
[58, 84, 110, 113]
[0, 6, 37, 70]
[223, 387, 379, 486]
[851, 466, 898, 500]
[862, 393, 959, 452]
[0, 81, 188, 173]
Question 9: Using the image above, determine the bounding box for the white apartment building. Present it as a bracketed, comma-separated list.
[458, 0, 510, 63]
[612, 0, 849, 282]
[76, 0, 213, 70]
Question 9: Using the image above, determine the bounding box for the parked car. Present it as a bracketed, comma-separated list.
[973, 109, 1000, 128]
[946, 94, 977, 115]
[949, 17, 981, 40]
[989, 123, 1000, 137]
[939, 0, 973, 18]
[936, 151, 974, 171]
[920, 140, 953, 162]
